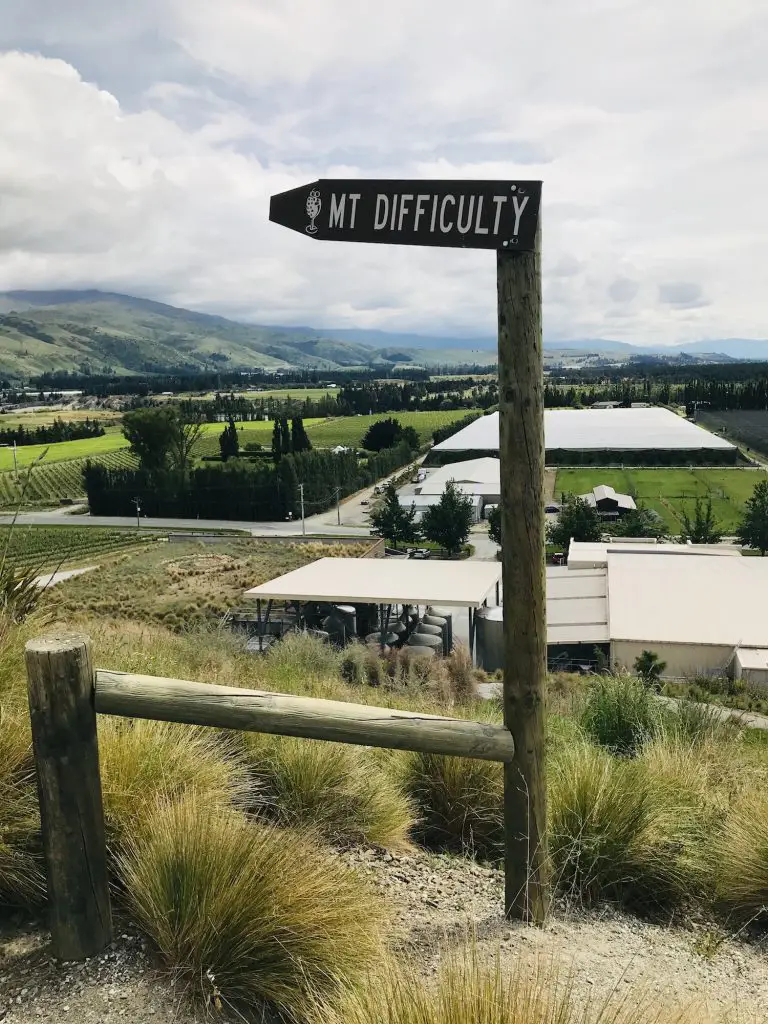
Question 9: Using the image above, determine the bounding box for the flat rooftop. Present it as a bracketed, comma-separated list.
[432, 408, 736, 453]
[607, 552, 768, 648]
[244, 556, 502, 608]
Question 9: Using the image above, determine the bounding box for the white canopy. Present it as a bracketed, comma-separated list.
[244, 557, 501, 608]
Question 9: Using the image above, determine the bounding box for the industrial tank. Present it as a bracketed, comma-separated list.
[475, 607, 504, 672]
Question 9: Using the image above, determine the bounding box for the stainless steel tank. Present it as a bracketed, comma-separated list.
[475, 607, 504, 672]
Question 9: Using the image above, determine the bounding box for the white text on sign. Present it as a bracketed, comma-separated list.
[328, 192, 530, 237]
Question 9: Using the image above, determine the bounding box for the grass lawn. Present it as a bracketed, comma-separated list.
[554, 466, 765, 532]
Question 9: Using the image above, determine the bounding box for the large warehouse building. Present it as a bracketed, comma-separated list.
[545, 541, 768, 683]
[429, 408, 738, 466]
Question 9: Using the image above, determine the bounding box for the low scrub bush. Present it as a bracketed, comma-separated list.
[243, 734, 415, 849]
[581, 674, 662, 756]
[396, 751, 503, 859]
[549, 742, 696, 912]
[313, 948, 710, 1024]
[119, 795, 386, 1019]
[97, 718, 253, 842]
[706, 791, 768, 924]
[0, 710, 43, 904]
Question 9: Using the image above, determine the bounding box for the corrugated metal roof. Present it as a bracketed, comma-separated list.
[568, 540, 741, 569]
[546, 567, 609, 643]
[432, 408, 736, 453]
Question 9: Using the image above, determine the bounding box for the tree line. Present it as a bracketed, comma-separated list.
[84, 442, 415, 521]
[0, 417, 105, 446]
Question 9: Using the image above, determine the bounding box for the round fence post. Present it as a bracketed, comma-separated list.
[26, 633, 112, 960]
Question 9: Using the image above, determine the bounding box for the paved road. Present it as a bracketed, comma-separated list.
[35, 566, 97, 588]
[0, 511, 372, 538]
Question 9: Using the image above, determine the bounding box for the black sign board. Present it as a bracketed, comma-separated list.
[269, 179, 541, 251]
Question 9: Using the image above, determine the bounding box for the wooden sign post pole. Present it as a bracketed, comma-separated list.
[497, 220, 549, 923]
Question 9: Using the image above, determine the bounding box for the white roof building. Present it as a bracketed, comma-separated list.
[431, 408, 736, 457]
[546, 541, 768, 682]
[579, 485, 637, 513]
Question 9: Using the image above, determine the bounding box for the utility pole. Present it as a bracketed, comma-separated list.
[497, 218, 548, 924]
[299, 483, 305, 536]
[335, 487, 341, 525]
[12, 440, 17, 481]
[132, 497, 141, 531]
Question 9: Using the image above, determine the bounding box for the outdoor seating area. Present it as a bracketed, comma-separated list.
[242, 557, 502, 659]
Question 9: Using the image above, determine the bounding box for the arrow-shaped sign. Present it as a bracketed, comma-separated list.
[270, 179, 541, 251]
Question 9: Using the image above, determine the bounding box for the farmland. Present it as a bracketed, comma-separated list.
[0, 426, 129, 472]
[196, 410, 469, 455]
[0, 525, 158, 571]
[0, 407, 123, 429]
[0, 449, 137, 508]
[698, 410, 768, 460]
[555, 466, 766, 531]
[0, 410, 472, 508]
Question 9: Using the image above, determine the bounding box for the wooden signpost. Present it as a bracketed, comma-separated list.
[271, 176, 547, 922]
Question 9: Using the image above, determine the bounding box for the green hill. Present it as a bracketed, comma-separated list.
[0, 290, 496, 379]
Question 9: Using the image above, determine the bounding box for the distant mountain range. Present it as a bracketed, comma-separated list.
[0, 289, 766, 378]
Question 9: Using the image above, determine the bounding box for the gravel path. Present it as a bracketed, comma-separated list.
[2, 852, 766, 1022]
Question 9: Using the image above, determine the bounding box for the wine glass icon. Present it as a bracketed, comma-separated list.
[305, 189, 321, 234]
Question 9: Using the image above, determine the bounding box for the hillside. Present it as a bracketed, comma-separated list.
[0, 291, 496, 378]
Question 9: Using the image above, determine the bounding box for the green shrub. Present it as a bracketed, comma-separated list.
[548, 742, 695, 912]
[119, 795, 386, 1018]
[243, 734, 415, 849]
[97, 718, 253, 842]
[581, 674, 662, 755]
[397, 751, 503, 859]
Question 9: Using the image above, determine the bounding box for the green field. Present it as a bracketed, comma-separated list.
[0, 427, 129, 472]
[0, 525, 158, 571]
[0, 449, 137, 508]
[555, 467, 766, 532]
[0, 410, 472, 508]
[197, 410, 469, 455]
[0, 408, 123, 429]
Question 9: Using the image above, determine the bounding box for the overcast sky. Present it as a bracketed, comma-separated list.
[1, 1, 766, 344]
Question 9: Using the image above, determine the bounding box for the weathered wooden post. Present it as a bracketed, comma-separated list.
[497, 217, 549, 923]
[26, 634, 112, 960]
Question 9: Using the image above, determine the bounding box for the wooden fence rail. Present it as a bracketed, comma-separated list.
[26, 632, 515, 961]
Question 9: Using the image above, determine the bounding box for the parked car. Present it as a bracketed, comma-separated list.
[545, 503, 561, 514]
[360, 499, 370, 506]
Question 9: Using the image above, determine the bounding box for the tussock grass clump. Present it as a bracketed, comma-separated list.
[397, 751, 503, 859]
[313, 949, 708, 1024]
[0, 710, 43, 904]
[243, 734, 415, 849]
[581, 674, 662, 756]
[97, 718, 253, 842]
[706, 790, 768, 924]
[549, 742, 696, 912]
[119, 795, 387, 1019]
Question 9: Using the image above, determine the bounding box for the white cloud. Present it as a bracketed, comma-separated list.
[0, 0, 767, 344]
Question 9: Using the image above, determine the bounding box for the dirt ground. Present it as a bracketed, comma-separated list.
[2, 850, 766, 1022]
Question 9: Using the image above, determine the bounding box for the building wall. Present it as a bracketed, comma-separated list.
[611, 640, 734, 678]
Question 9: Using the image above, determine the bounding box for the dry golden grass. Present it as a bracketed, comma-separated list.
[705, 789, 768, 924]
[312, 948, 732, 1024]
[0, 708, 42, 904]
[243, 733, 415, 849]
[97, 718, 254, 843]
[119, 794, 388, 1019]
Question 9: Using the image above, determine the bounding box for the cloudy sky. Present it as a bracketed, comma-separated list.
[1, 1, 766, 344]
